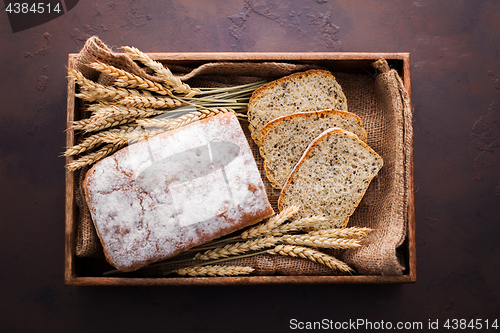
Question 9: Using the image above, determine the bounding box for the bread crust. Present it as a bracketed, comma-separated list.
[247, 69, 348, 146]
[261, 109, 367, 144]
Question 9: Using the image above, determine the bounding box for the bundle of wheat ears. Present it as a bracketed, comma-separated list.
[65, 45, 265, 171]
[103, 205, 373, 277]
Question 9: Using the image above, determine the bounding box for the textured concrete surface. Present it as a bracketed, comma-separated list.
[1, 1, 499, 332]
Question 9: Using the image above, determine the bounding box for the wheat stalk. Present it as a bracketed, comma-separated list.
[71, 118, 92, 130]
[64, 124, 138, 156]
[282, 235, 362, 249]
[72, 115, 134, 133]
[122, 45, 196, 96]
[74, 91, 124, 103]
[118, 95, 183, 109]
[135, 107, 233, 129]
[89, 62, 173, 96]
[195, 236, 280, 261]
[269, 245, 354, 273]
[72, 104, 166, 133]
[70, 69, 140, 102]
[100, 127, 167, 146]
[240, 205, 300, 239]
[87, 103, 165, 123]
[66, 144, 123, 171]
[175, 265, 254, 277]
[170, 108, 234, 129]
[308, 227, 373, 239]
[262, 216, 330, 237]
[136, 118, 174, 128]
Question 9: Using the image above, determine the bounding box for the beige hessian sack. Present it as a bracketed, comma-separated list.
[72, 37, 411, 276]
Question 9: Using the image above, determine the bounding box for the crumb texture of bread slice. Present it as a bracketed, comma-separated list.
[260, 110, 367, 189]
[278, 128, 383, 228]
[247, 69, 348, 146]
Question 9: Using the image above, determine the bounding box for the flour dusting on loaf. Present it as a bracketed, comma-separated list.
[83, 112, 274, 272]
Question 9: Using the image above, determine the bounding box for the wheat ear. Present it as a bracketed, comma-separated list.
[118, 95, 183, 109]
[195, 236, 280, 261]
[72, 104, 165, 133]
[100, 126, 169, 146]
[308, 227, 374, 239]
[70, 69, 139, 102]
[136, 118, 174, 128]
[269, 245, 354, 273]
[135, 107, 233, 130]
[89, 62, 171, 95]
[282, 235, 362, 249]
[175, 265, 254, 277]
[169, 108, 234, 129]
[66, 144, 123, 171]
[87, 103, 165, 119]
[64, 125, 138, 156]
[262, 216, 330, 237]
[240, 205, 300, 239]
[71, 114, 135, 133]
[122, 45, 195, 96]
[88, 104, 164, 123]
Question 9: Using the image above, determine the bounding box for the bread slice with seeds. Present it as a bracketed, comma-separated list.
[247, 69, 348, 146]
[260, 109, 367, 189]
[278, 128, 383, 228]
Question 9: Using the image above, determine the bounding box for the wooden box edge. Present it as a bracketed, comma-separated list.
[64, 52, 416, 286]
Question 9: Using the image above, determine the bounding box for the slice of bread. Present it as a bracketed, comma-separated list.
[278, 128, 383, 228]
[260, 109, 367, 189]
[247, 69, 348, 146]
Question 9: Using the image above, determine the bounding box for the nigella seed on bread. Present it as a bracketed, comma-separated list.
[260, 109, 367, 189]
[247, 69, 348, 146]
[278, 128, 383, 228]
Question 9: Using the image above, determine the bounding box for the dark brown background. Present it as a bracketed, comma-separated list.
[1, 1, 499, 332]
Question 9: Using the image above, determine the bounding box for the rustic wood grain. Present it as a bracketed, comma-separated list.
[65, 54, 78, 285]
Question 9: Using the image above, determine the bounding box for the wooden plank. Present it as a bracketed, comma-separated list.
[404, 53, 417, 283]
[64, 54, 78, 285]
[407, 153, 417, 282]
[402, 53, 412, 103]
[146, 52, 410, 62]
[65, 274, 416, 287]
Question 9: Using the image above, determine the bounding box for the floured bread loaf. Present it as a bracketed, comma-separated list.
[260, 109, 367, 189]
[247, 69, 348, 146]
[278, 128, 383, 228]
[83, 112, 274, 272]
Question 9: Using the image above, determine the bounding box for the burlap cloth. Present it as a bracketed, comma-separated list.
[72, 37, 412, 276]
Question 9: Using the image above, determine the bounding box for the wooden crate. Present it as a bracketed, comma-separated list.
[65, 52, 416, 286]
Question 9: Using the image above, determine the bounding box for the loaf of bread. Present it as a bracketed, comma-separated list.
[278, 128, 383, 228]
[247, 69, 348, 146]
[260, 109, 367, 189]
[83, 112, 274, 272]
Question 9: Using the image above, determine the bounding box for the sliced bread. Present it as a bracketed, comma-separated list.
[278, 128, 383, 228]
[260, 109, 367, 189]
[247, 69, 348, 146]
